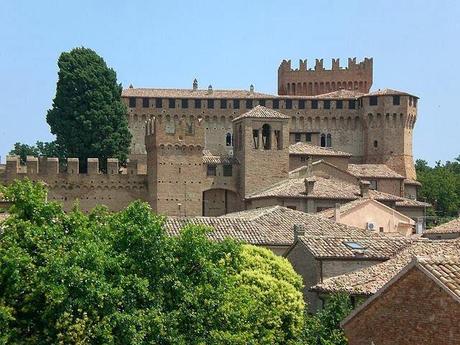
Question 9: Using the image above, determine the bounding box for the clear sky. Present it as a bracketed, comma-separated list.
[1, 0, 459, 164]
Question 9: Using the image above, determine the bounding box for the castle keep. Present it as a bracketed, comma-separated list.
[0, 57, 425, 224]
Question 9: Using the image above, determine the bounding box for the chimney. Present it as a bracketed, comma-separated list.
[193, 78, 198, 90]
[334, 203, 341, 222]
[293, 224, 305, 242]
[207, 84, 213, 94]
[360, 180, 371, 198]
[249, 84, 254, 93]
[304, 177, 316, 195]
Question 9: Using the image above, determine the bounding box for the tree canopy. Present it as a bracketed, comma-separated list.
[46, 47, 132, 170]
[0, 180, 305, 344]
[9, 141, 63, 164]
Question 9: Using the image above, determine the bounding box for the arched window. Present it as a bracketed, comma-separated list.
[326, 134, 332, 147]
[225, 132, 232, 146]
[320, 133, 326, 147]
[374, 140, 378, 148]
[262, 124, 271, 150]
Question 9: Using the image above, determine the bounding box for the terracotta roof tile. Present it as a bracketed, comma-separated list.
[417, 255, 460, 299]
[311, 240, 460, 295]
[289, 142, 352, 157]
[347, 164, 404, 179]
[233, 105, 290, 121]
[122, 88, 273, 99]
[202, 150, 238, 165]
[365, 88, 416, 97]
[424, 217, 460, 235]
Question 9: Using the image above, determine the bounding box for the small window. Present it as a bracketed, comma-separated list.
[348, 100, 356, 109]
[181, 99, 188, 108]
[323, 100, 331, 109]
[326, 133, 332, 147]
[220, 99, 227, 109]
[336, 100, 343, 109]
[305, 133, 312, 142]
[374, 140, 378, 148]
[129, 97, 136, 108]
[155, 98, 163, 108]
[226, 133, 232, 146]
[379, 227, 384, 233]
[343, 241, 366, 250]
[207, 165, 216, 176]
[393, 95, 400, 106]
[311, 100, 318, 109]
[320, 133, 326, 147]
[194, 99, 202, 109]
[298, 100, 305, 109]
[294, 133, 301, 142]
[253, 129, 259, 149]
[369, 96, 378, 106]
[223, 164, 232, 177]
[207, 99, 214, 109]
[246, 99, 253, 109]
[286, 99, 292, 109]
[272, 99, 279, 109]
[168, 98, 176, 108]
[369, 180, 378, 190]
[233, 99, 240, 109]
[142, 97, 149, 108]
[262, 124, 271, 150]
[259, 99, 266, 106]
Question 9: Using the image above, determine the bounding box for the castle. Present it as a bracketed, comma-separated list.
[0, 58, 426, 226]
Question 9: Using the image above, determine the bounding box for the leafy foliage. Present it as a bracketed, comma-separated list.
[0, 179, 305, 344]
[415, 156, 460, 226]
[46, 47, 132, 170]
[9, 141, 63, 164]
[303, 293, 352, 345]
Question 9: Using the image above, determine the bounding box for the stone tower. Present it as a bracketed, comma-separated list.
[360, 89, 418, 180]
[233, 105, 290, 197]
[278, 57, 373, 96]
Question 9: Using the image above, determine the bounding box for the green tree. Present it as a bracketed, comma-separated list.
[46, 47, 132, 171]
[0, 180, 305, 344]
[9, 141, 64, 164]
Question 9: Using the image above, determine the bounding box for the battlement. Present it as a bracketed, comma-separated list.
[4, 156, 144, 176]
[278, 57, 373, 96]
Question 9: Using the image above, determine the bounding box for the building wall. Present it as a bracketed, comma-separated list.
[344, 267, 460, 345]
[289, 155, 349, 172]
[321, 259, 382, 280]
[375, 178, 403, 197]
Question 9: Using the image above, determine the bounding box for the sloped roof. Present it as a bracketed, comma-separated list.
[417, 255, 460, 300]
[233, 105, 290, 121]
[311, 240, 460, 295]
[289, 142, 352, 157]
[424, 217, 460, 235]
[122, 88, 273, 99]
[313, 89, 365, 99]
[365, 88, 416, 98]
[347, 164, 404, 179]
[202, 150, 238, 165]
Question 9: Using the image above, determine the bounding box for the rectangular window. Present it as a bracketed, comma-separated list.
[298, 100, 305, 109]
[168, 98, 176, 108]
[181, 99, 188, 108]
[336, 100, 343, 109]
[323, 100, 331, 109]
[207, 99, 214, 109]
[349, 100, 356, 109]
[207, 165, 216, 176]
[252, 129, 259, 149]
[246, 99, 253, 109]
[369, 96, 378, 106]
[272, 99, 279, 109]
[142, 97, 149, 108]
[393, 95, 400, 106]
[306, 133, 312, 142]
[223, 164, 232, 177]
[194, 99, 201, 109]
[286, 99, 293, 109]
[294, 133, 301, 142]
[155, 98, 163, 108]
[129, 97, 136, 108]
[233, 99, 240, 109]
[259, 99, 266, 106]
[369, 180, 378, 190]
[220, 99, 227, 109]
[311, 100, 318, 109]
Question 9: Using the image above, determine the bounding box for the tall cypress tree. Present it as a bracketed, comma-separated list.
[47, 47, 132, 171]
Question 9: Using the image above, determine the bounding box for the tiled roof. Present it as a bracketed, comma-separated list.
[347, 164, 404, 179]
[365, 88, 415, 97]
[424, 217, 460, 235]
[122, 87, 273, 99]
[289, 142, 352, 157]
[404, 178, 422, 186]
[202, 150, 238, 165]
[417, 255, 460, 299]
[247, 176, 401, 202]
[313, 89, 364, 99]
[395, 199, 431, 208]
[311, 240, 460, 295]
[298, 236, 411, 260]
[233, 105, 290, 121]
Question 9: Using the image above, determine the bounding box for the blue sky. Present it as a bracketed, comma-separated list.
[0, 0, 459, 164]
